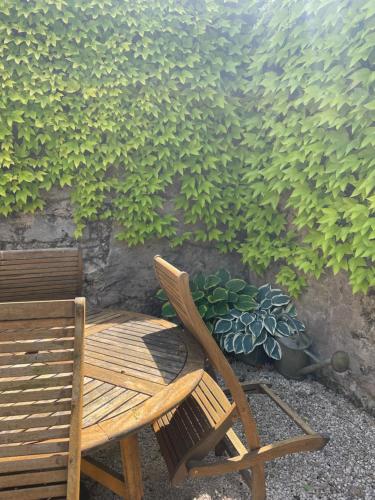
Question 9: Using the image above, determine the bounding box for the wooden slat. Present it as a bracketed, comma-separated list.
[0, 468, 67, 488]
[84, 363, 163, 395]
[0, 413, 71, 431]
[84, 348, 179, 379]
[84, 354, 170, 384]
[0, 363, 73, 378]
[0, 426, 70, 444]
[86, 336, 184, 365]
[0, 248, 78, 260]
[0, 440, 69, 458]
[0, 261, 78, 271]
[85, 312, 141, 337]
[0, 374, 73, 391]
[82, 379, 106, 400]
[99, 393, 148, 422]
[83, 387, 126, 425]
[88, 333, 185, 362]
[0, 338, 74, 353]
[84, 389, 137, 424]
[102, 325, 183, 347]
[0, 399, 72, 417]
[0, 350, 74, 365]
[202, 375, 233, 413]
[0, 301, 75, 321]
[0, 483, 67, 499]
[85, 343, 183, 373]
[0, 287, 79, 298]
[83, 382, 113, 407]
[0, 327, 74, 341]
[0, 386, 72, 403]
[0, 453, 68, 473]
[0, 270, 78, 287]
[0, 318, 74, 330]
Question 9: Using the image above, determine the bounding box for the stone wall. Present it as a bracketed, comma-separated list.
[1, 188, 374, 414]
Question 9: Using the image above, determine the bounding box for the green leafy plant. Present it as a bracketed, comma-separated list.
[214, 284, 305, 360]
[156, 267, 305, 361]
[0, 0, 374, 294]
[156, 268, 258, 332]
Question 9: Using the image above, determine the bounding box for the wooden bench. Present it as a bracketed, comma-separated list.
[0, 248, 83, 302]
[152, 256, 329, 499]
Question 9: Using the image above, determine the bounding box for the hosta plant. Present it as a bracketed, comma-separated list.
[156, 268, 258, 331]
[214, 284, 305, 360]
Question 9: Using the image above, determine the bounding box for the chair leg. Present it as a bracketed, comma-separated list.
[250, 463, 266, 500]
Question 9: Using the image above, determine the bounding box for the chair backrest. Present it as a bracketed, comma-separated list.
[0, 298, 85, 499]
[153, 256, 260, 450]
[0, 248, 83, 302]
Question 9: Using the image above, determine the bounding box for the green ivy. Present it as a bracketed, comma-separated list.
[0, 0, 374, 294]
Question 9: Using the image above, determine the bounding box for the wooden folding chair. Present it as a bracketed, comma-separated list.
[0, 298, 85, 499]
[0, 248, 83, 302]
[152, 256, 329, 499]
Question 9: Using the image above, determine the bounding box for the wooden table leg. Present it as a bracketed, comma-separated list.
[120, 434, 144, 500]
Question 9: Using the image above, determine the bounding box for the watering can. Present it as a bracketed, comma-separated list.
[274, 331, 349, 380]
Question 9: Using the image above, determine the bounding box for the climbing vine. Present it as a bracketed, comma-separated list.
[0, 0, 374, 294]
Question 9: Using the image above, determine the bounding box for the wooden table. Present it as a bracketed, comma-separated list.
[80, 308, 205, 499]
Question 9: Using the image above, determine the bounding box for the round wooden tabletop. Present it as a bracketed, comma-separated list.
[81, 308, 205, 452]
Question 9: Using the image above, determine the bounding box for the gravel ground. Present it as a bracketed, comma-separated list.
[83, 362, 375, 500]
